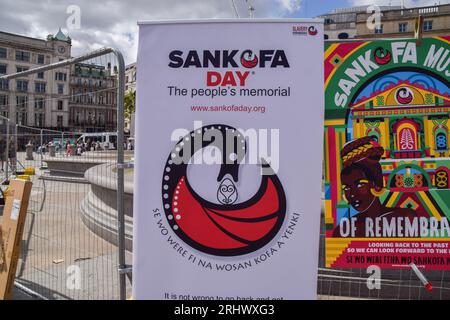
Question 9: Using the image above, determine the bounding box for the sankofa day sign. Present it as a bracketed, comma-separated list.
[133, 19, 324, 300]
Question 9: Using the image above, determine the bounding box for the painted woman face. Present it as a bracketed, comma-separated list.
[341, 167, 375, 212]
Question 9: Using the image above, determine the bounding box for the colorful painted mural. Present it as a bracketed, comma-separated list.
[324, 37, 450, 270]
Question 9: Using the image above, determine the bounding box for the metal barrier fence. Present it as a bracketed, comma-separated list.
[0, 47, 129, 300]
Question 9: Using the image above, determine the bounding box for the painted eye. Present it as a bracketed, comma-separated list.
[356, 182, 367, 188]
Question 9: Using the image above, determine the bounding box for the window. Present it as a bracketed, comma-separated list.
[35, 113, 44, 127]
[398, 127, 417, 151]
[17, 111, 27, 125]
[35, 82, 46, 93]
[436, 133, 447, 151]
[424, 20, 433, 31]
[0, 95, 7, 107]
[338, 32, 349, 39]
[55, 72, 67, 81]
[37, 54, 45, 64]
[0, 47, 6, 59]
[58, 84, 64, 94]
[35, 97, 45, 109]
[98, 112, 104, 125]
[399, 23, 407, 33]
[57, 100, 63, 110]
[57, 115, 64, 127]
[15, 50, 30, 62]
[37, 72, 44, 79]
[16, 66, 28, 73]
[16, 80, 28, 92]
[87, 92, 93, 104]
[75, 89, 81, 103]
[0, 64, 6, 74]
[324, 34, 329, 40]
[16, 95, 27, 108]
[0, 80, 8, 90]
[375, 25, 383, 34]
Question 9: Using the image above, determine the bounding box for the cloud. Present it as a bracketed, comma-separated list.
[277, 0, 302, 13]
[349, 0, 450, 7]
[0, 0, 302, 64]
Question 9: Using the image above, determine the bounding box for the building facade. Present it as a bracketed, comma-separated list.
[125, 62, 136, 93]
[124, 62, 136, 134]
[356, 4, 450, 39]
[0, 29, 119, 133]
[69, 63, 117, 132]
[319, 5, 402, 40]
[0, 29, 71, 129]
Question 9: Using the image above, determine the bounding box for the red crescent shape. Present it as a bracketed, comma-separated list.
[172, 176, 281, 250]
[397, 94, 413, 104]
[241, 56, 258, 68]
[375, 51, 391, 65]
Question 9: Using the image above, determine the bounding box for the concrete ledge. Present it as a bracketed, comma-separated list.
[39, 174, 90, 184]
[44, 158, 108, 178]
[84, 163, 134, 194]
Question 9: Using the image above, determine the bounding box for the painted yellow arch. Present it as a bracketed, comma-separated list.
[386, 86, 425, 106]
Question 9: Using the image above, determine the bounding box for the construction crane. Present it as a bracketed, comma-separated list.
[230, 0, 255, 18]
[230, 0, 240, 18]
[245, 0, 255, 18]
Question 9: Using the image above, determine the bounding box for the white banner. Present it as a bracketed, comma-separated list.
[133, 19, 324, 300]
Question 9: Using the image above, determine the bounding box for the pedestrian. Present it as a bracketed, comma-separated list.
[77, 143, 83, 156]
[65, 141, 71, 156]
[8, 137, 16, 173]
[87, 138, 92, 151]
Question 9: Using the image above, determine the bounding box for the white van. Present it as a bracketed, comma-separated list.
[76, 132, 117, 150]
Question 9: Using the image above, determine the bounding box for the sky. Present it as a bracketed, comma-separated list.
[0, 0, 449, 64]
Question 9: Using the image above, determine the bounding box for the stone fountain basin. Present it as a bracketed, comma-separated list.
[80, 163, 134, 251]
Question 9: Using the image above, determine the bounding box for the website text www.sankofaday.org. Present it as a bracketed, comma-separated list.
[191, 104, 266, 114]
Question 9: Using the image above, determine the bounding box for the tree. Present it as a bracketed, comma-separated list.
[124, 90, 135, 120]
